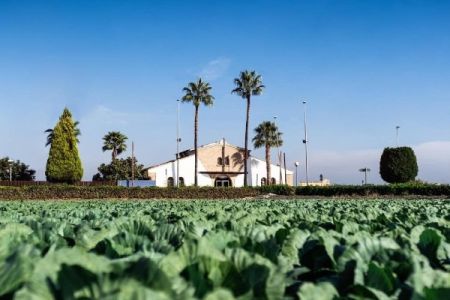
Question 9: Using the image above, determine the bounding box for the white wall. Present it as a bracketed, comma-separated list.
[148, 156, 292, 187]
[147, 156, 213, 187]
[249, 157, 293, 186]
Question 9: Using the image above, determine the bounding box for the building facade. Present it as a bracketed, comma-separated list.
[144, 139, 293, 187]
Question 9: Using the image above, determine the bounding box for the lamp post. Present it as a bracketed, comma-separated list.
[7, 159, 13, 182]
[131, 142, 135, 187]
[273, 116, 282, 184]
[294, 162, 299, 186]
[176, 99, 181, 187]
[359, 167, 371, 185]
[396, 125, 400, 147]
[302, 101, 309, 186]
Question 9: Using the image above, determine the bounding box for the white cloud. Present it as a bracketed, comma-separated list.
[198, 57, 231, 81]
[81, 105, 136, 126]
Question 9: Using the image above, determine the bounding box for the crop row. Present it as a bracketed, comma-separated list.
[0, 199, 449, 299]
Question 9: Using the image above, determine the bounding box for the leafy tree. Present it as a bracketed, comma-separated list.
[379, 147, 418, 183]
[93, 157, 148, 181]
[45, 121, 80, 147]
[232, 70, 265, 186]
[182, 78, 214, 186]
[102, 131, 128, 162]
[0, 157, 36, 181]
[253, 121, 283, 185]
[45, 108, 83, 183]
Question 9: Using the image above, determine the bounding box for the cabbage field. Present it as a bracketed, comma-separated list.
[0, 199, 449, 299]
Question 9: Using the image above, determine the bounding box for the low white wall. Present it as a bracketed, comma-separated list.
[148, 156, 213, 187]
[249, 158, 293, 186]
[148, 156, 293, 187]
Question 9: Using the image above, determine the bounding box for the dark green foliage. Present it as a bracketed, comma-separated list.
[0, 186, 261, 200]
[2, 183, 450, 199]
[45, 121, 80, 147]
[379, 147, 418, 183]
[102, 131, 128, 161]
[45, 108, 83, 183]
[259, 184, 294, 195]
[253, 121, 282, 149]
[296, 183, 450, 196]
[93, 157, 148, 181]
[0, 157, 36, 181]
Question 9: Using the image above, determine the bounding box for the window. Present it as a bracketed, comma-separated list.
[224, 156, 230, 166]
[178, 177, 185, 186]
[167, 177, 174, 187]
[261, 177, 267, 186]
[271, 178, 276, 185]
[217, 157, 223, 165]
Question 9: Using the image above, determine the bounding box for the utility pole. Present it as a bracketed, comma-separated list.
[302, 101, 309, 186]
[8, 159, 13, 182]
[131, 141, 135, 187]
[176, 99, 181, 187]
[294, 162, 299, 186]
[283, 152, 287, 185]
[396, 125, 400, 147]
[273, 116, 282, 184]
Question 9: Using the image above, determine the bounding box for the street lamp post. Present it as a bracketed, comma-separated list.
[273, 116, 282, 184]
[294, 162, 299, 186]
[396, 126, 400, 147]
[131, 142, 135, 187]
[302, 101, 309, 186]
[7, 159, 13, 182]
[176, 99, 181, 187]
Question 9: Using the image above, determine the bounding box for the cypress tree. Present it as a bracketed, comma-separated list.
[45, 108, 83, 183]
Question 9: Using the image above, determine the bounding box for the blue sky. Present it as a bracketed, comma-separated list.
[1, 0, 450, 183]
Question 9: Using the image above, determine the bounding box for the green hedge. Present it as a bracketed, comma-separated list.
[0, 183, 448, 200]
[259, 184, 295, 196]
[0, 185, 262, 200]
[296, 183, 450, 197]
[0, 184, 298, 200]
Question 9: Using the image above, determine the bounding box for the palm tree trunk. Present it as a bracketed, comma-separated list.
[112, 148, 117, 162]
[265, 144, 271, 185]
[194, 105, 199, 186]
[244, 96, 250, 186]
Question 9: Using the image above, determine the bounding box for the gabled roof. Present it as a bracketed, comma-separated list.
[145, 139, 245, 170]
[143, 139, 300, 172]
[178, 139, 245, 158]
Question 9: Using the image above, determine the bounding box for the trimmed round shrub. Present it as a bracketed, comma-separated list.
[379, 147, 418, 183]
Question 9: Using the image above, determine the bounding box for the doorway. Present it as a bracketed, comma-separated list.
[214, 176, 232, 187]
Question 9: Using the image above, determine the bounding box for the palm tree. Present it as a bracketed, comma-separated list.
[232, 70, 265, 186]
[45, 121, 81, 147]
[102, 131, 128, 161]
[182, 78, 214, 186]
[253, 121, 282, 185]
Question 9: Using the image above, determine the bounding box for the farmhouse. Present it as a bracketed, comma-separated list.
[144, 139, 293, 187]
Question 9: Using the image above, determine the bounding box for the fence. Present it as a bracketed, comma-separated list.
[0, 180, 117, 187]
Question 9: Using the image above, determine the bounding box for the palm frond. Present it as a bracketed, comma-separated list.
[181, 78, 214, 107]
[252, 121, 283, 149]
